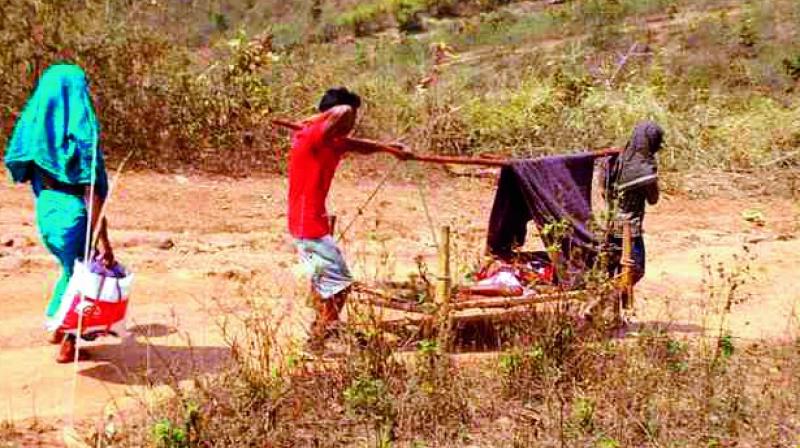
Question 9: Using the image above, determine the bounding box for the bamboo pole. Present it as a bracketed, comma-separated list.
[436, 226, 451, 307]
[436, 226, 452, 346]
[272, 119, 620, 167]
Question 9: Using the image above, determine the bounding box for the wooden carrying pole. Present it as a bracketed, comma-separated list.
[272, 119, 621, 167]
[273, 119, 508, 167]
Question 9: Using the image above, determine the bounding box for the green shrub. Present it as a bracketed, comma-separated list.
[334, 1, 389, 36]
[151, 419, 187, 448]
[393, 0, 427, 33]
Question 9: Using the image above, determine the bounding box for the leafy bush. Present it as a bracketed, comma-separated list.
[334, 1, 389, 37]
[2, 0, 798, 177]
[393, 0, 427, 33]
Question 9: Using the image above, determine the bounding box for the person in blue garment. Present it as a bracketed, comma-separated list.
[4, 63, 114, 363]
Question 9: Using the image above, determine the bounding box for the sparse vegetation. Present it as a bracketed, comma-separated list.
[85, 245, 799, 447]
[2, 0, 800, 446]
[1, 0, 798, 174]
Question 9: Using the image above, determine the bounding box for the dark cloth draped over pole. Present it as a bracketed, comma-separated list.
[486, 153, 602, 275]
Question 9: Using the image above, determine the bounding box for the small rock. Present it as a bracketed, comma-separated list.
[741, 209, 766, 226]
[174, 175, 189, 185]
[158, 238, 175, 250]
[746, 236, 768, 244]
[1, 235, 33, 248]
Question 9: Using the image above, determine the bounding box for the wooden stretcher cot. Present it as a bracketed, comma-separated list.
[273, 118, 633, 343]
[350, 222, 635, 343]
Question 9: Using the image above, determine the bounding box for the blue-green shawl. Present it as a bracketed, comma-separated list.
[4, 63, 108, 197]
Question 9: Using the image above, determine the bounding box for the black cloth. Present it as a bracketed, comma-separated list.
[487, 153, 598, 266]
[607, 121, 663, 237]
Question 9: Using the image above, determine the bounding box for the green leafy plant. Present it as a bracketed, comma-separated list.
[151, 419, 187, 448]
[393, 0, 427, 33]
[335, 1, 388, 36]
[596, 436, 621, 448]
[719, 334, 735, 359]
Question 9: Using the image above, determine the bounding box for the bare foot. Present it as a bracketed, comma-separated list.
[56, 336, 89, 363]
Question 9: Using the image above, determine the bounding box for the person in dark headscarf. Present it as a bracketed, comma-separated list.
[4, 63, 114, 362]
[603, 121, 663, 286]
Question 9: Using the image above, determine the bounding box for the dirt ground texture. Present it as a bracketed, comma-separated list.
[0, 159, 798, 445]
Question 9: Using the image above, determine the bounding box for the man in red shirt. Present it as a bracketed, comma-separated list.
[289, 87, 409, 351]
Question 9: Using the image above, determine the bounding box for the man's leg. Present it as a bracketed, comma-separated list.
[307, 289, 350, 354]
[309, 287, 348, 339]
[301, 236, 353, 350]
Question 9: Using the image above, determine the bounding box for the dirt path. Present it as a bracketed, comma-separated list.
[0, 165, 798, 442]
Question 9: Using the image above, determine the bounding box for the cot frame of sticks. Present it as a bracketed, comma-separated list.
[273, 119, 635, 341]
[349, 222, 636, 340]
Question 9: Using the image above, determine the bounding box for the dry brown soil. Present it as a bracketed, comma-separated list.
[0, 162, 798, 445]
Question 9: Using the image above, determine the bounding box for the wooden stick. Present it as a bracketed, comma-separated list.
[362, 297, 430, 314]
[451, 290, 588, 311]
[760, 149, 800, 167]
[359, 296, 426, 313]
[436, 225, 453, 347]
[328, 215, 337, 234]
[606, 42, 648, 87]
[272, 119, 620, 167]
[352, 285, 428, 314]
[355, 282, 595, 315]
[436, 225, 452, 307]
[90, 148, 137, 251]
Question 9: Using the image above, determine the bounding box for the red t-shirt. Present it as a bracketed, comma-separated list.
[287, 116, 347, 239]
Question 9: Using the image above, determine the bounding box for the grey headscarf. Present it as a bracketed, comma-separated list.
[616, 121, 663, 191]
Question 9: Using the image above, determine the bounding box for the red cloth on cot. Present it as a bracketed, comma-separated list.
[287, 115, 348, 239]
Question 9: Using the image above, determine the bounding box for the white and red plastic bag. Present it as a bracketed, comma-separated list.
[46, 260, 133, 339]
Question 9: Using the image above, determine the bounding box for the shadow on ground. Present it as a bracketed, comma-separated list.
[78, 339, 229, 385]
[127, 323, 178, 338]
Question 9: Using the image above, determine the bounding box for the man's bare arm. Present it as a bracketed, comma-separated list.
[321, 105, 356, 142]
[309, 105, 412, 159]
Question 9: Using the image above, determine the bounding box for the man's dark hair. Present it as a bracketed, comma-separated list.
[318, 87, 361, 112]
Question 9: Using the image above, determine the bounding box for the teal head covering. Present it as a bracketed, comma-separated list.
[4, 63, 107, 197]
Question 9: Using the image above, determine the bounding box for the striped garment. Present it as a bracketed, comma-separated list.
[294, 235, 353, 299]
